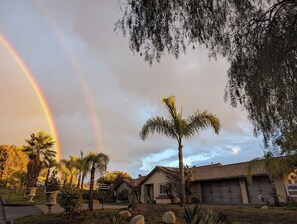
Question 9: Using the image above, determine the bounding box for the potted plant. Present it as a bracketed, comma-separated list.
[45, 171, 61, 213]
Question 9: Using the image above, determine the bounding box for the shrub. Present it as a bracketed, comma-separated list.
[183, 204, 230, 224]
[46, 173, 61, 192]
[58, 186, 82, 212]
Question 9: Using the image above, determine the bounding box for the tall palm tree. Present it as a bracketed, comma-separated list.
[76, 150, 89, 189]
[22, 131, 55, 187]
[140, 96, 220, 207]
[86, 152, 109, 210]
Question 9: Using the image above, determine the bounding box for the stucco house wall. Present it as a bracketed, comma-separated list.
[140, 169, 172, 204]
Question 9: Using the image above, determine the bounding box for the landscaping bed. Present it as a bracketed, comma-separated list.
[14, 203, 297, 224]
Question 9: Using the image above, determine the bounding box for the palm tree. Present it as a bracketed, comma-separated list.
[22, 131, 56, 187]
[60, 156, 79, 187]
[80, 156, 90, 190]
[76, 150, 89, 189]
[43, 157, 59, 187]
[86, 152, 109, 210]
[140, 96, 221, 207]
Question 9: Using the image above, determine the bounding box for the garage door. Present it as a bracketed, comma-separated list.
[247, 176, 274, 204]
[201, 179, 242, 204]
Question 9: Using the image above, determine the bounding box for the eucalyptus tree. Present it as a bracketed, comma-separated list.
[86, 152, 109, 210]
[22, 131, 56, 187]
[117, 0, 297, 148]
[140, 96, 220, 207]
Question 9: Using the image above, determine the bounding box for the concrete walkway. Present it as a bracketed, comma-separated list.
[3, 203, 127, 224]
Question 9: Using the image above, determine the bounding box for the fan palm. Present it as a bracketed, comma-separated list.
[140, 96, 220, 207]
[86, 152, 109, 210]
[22, 131, 56, 187]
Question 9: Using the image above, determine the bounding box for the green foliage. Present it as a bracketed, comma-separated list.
[116, 189, 129, 202]
[58, 186, 82, 212]
[109, 213, 122, 224]
[0, 148, 8, 178]
[183, 204, 230, 224]
[22, 131, 56, 187]
[46, 172, 61, 192]
[22, 131, 56, 158]
[275, 129, 297, 155]
[183, 204, 202, 224]
[118, 0, 297, 148]
[98, 170, 131, 185]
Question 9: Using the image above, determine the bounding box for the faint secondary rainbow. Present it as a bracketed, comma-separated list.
[0, 33, 61, 160]
[36, 2, 104, 153]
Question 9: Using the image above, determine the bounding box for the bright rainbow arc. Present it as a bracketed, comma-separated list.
[0, 33, 61, 160]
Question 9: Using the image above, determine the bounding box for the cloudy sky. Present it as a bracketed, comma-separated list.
[0, 1, 265, 178]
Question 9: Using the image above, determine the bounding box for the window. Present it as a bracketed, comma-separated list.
[160, 184, 167, 195]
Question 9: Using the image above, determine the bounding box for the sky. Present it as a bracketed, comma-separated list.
[0, 0, 265, 178]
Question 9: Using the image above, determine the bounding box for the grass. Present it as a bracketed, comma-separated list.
[13, 203, 297, 224]
[0, 187, 46, 205]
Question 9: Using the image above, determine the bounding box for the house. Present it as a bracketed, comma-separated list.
[138, 161, 296, 205]
[139, 166, 179, 204]
[114, 176, 146, 202]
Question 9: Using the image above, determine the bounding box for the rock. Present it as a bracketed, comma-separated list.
[162, 211, 176, 224]
[119, 210, 132, 219]
[162, 211, 176, 223]
[260, 205, 269, 209]
[130, 215, 145, 224]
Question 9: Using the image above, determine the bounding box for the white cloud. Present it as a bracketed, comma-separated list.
[231, 147, 241, 155]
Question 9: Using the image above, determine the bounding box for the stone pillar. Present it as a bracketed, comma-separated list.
[239, 178, 249, 204]
[274, 177, 287, 203]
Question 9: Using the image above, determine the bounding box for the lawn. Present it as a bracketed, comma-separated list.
[0, 187, 46, 205]
[14, 204, 297, 224]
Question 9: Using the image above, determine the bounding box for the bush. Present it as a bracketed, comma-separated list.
[58, 187, 82, 212]
[46, 173, 61, 192]
[183, 204, 231, 224]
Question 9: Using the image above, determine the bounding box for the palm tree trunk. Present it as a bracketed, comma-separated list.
[81, 173, 85, 190]
[69, 175, 73, 186]
[89, 166, 95, 210]
[45, 168, 50, 188]
[178, 144, 185, 207]
[77, 173, 81, 188]
[63, 174, 68, 188]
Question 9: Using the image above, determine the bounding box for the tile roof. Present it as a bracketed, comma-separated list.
[138, 160, 269, 186]
[191, 161, 268, 181]
[115, 175, 147, 190]
[130, 175, 146, 187]
[138, 166, 179, 186]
